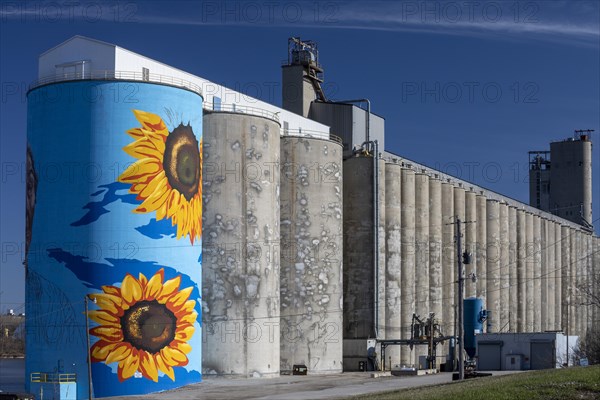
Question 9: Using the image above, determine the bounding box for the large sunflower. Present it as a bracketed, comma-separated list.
[87, 269, 197, 382]
[119, 110, 202, 243]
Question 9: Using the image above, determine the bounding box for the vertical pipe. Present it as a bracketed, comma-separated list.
[400, 168, 416, 366]
[465, 191, 477, 298]
[508, 206, 518, 332]
[546, 221, 556, 331]
[498, 202, 509, 332]
[540, 218, 548, 332]
[384, 162, 402, 365]
[476, 195, 487, 304]
[560, 226, 570, 334]
[532, 215, 541, 332]
[554, 223, 562, 331]
[415, 172, 430, 365]
[516, 209, 527, 332]
[486, 200, 500, 333]
[525, 212, 534, 332]
[441, 182, 455, 361]
[429, 178, 443, 330]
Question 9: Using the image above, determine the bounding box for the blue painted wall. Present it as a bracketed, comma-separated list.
[26, 81, 203, 398]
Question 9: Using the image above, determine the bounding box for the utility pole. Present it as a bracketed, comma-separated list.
[456, 218, 465, 380]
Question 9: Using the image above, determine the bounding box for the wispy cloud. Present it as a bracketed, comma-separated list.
[1, 0, 598, 47]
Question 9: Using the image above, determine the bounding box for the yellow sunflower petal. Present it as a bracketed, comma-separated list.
[160, 346, 188, 366]
[175, 324, 195, 341]
[91, 341, 118, 362]
[90, 326, 123, 342]
[118, 352, 140, 381]
[119, 158, 161, 184]
[126, 127, 146, 139]
[145, 269, 164, 299]
[168, 286, 193, 309]
[140, 352, 159, 382]
[88, 310, 119, 327]
[139, 171, 168, 202]
[134, 183, 170, 214]
[158, 276, 181, 301]
[180, 310, 198, 325]
[174, 341, 193, 355]
[121, 274, 143, 305]
[106, 343, 132, 364]
[132, 110, 168, 136]
[138, 272, 148, 288]
[123, 138, 163, 160]
[166, 188, 181, 218]
[155, 354, 175, 381]
[101, 286, 120, 296]
[92, 293, 123, 315]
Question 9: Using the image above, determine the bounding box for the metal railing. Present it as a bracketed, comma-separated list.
[31, 372, 77, 383]
[203, 101, 280, 123]
[283, 128, 342, 145]
[29, 71, 203, 96]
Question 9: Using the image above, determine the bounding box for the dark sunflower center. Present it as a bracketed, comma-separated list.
[121, 300, 176, 353]
[163, 124, 200, 201]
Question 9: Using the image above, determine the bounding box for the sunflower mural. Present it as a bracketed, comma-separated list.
[87, 269, 197, 382]
[119, 110, 202, 243]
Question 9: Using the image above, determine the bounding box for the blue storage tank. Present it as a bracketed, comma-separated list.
[26, 80, 203, 398]
[463, 298, 487, 359]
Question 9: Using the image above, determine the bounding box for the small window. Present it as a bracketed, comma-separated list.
[142, 67, 150, 81]
[283, 121, 289, 135]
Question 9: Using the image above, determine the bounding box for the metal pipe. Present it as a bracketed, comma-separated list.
[362, 140, 379, 339]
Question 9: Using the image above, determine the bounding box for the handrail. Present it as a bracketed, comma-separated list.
[31, 372, 77, 383]
[29, 71, 203, 97]
[203, 101, 280, 123]
[283, 128, 343, 145]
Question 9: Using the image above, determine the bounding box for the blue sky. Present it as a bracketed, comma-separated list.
[1, 0, 599, 310]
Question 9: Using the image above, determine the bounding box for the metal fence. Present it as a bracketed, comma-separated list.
[29, 71, 203, 96]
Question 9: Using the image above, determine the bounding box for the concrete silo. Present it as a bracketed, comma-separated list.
[384, 162, 402, 365]
[464, 191, 477, 298]
[554, 223, 563, 331]
[202, 110, 281, 377]
[342, 155, 386, 370]
[440, 182, 455, 350]
[532, 215, 542, 332]
[414, 173, 430, 364]
[486, 200, 500, 332]
[516, 209, 527, 332]
[525, 212, 534, 332]
[476, 195, 487, 303]
[279, 135, 343, 374]
[27, 80, 204, 398]
[428, 177, 443, 332]
[508, 206, 518, 331]
[498, 202, 509, 331]
[560, 226, 571, 334]
[400, 167, 416, 366]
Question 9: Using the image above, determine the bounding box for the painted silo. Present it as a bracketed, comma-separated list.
[201, 110, 281, 377]
[279, 135, 343, 374]
[26, 81, 203, 398]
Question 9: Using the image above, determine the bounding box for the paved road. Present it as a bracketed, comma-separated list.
[106, 371, 523, 400]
